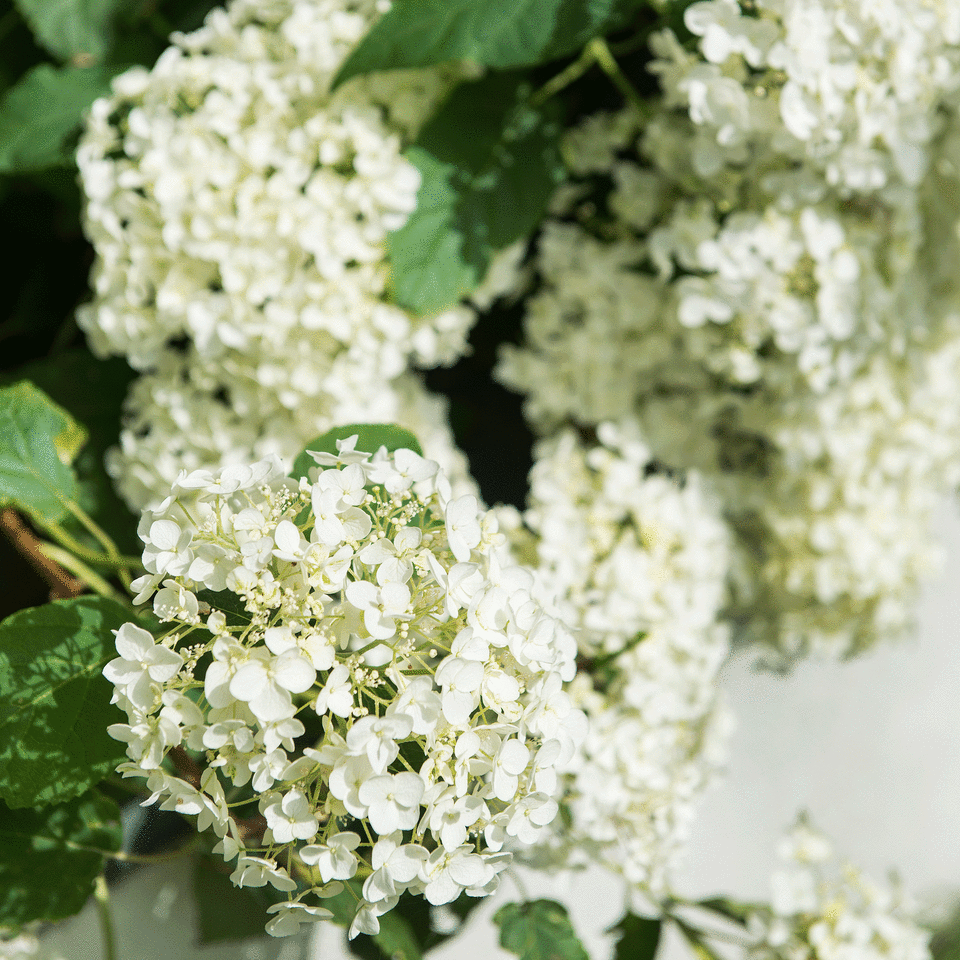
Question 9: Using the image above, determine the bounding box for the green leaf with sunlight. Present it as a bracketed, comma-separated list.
[15, 352, 138, 552]
[0, 595, 130, 808]
[495, 900, 590, 960]
[388, 73, 564, 315]
[334, 0, 644, 84]
[0, 380, 85, 524]
[290, 424, 424, 481]
[13, 0, 128, 62]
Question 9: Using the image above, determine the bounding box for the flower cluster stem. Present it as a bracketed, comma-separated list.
[94, 874, 119, 960]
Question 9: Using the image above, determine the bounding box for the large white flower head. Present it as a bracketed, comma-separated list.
[746, 817, 931, 960]
[76, 0, 484, 512]
[502, 422, 733, 895]
[650, 0, 960, 195]
[523, 421, 732, 656]
[498, 96, 960, 661]
[104, 439, 583, 937]
[77, 0, 471, 371]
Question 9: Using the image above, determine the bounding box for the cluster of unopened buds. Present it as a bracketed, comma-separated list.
[104, 436, 584, 937]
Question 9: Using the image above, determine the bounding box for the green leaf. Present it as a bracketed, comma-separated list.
[326, 881, 424, 960]
[609, 913, 662, 960]
[13, 352, 138, 552]
[192, 855, 274, 944]
[334, 0, 645, 84]
[290, 424, 425, 481]
[0, 63, 122, 172]
[13, 0, 128, 62]
[931, 900, 960, 960]
[388, 73, 564, 315]
[0, 595, 131, 808]
[544, 0, 645, 60]
[695, 897, 756, 925]
[0, 380, 86, 524]
[494, 900, 590, 960]
[0, 791, 121, 926]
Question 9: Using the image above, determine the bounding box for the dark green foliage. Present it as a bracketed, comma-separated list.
[0, 791, 121, 926]
[0, 595, 130, 807]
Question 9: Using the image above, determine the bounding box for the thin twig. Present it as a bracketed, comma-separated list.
[40, 543, 122, 601]
[0, 508, 85, 600]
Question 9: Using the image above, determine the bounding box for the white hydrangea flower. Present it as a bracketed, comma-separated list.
[504, 424, 734, 895]
[746, 817, 932, 960]
[498, 84, 960, 660]
[76, 0, 483, 512]
[105, 443, 583, 937]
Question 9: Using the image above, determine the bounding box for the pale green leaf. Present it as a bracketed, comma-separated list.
[0, 64, 121, 172]
[0, 380, 87, 523]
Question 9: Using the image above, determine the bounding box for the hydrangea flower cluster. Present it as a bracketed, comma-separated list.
[650, 0, 960, 194]
[498, 0, 960, 661]
[502, 423, 733, 894]
[746, 818, 932, 960]
[75, 0, 514, 510]
[103, 439, 583, 938]
[107, 367, 479, 511]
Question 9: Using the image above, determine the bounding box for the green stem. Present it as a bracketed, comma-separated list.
[42, 519, 93, 558]
[506, 867, 530, 902]
[529, 42, 601, 108]
[39, 543, 125, 602]
[94, 875, 118, 960]
[44, 529, 141, 571]
[671, 914, 753, 955]
[65, 500, 115, 553]
[608, 20, 658, 57]
[64, 500, 134, 590]
[588, 38, 650, 117]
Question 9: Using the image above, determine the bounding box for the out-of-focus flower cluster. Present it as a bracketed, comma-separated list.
[746, 818, 932, 960]
[104, 440, 583, 938]
[499, 0, 960, 663]
[0, 930, 65, 960]
[506, 422, 734, 894]
[76, 0, 500, 509]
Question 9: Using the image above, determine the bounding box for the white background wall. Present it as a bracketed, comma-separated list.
[44, 503, 960, 960]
